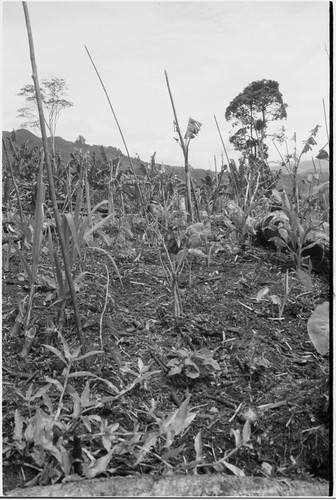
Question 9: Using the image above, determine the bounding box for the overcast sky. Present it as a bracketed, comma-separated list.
[2, 1, 330, 170]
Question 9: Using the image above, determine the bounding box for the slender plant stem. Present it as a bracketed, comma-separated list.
[99, 263, 110, 366]
[84, 45, 145, 211]
[213, 115, 231, 168]
[22, 1, 86, 353]
[214, 115, 239, 196]
[214, 154, 218, 187]
[55, 362, 71, 420]
[190, 177, 201, 222]
[164, 70, 193, 221]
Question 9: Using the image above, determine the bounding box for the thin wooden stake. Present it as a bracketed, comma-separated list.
[84, 45, 145, 212]
[22, 2, 86, 353]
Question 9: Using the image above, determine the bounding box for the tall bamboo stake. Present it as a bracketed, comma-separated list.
[164, 70, 193, 222]
[214, 154, 218, 187]
[84, 45, 145, 212]
[214, 115, 239, 195]
[22, 2, 86, 353]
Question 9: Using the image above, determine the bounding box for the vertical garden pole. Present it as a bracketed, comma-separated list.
[22, 2, 86, 353]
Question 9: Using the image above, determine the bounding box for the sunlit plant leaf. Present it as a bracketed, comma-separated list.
[83, 450, 113, 478]
[307, 301, 329, 355]
[230, 428, 241, 448]
[256, 286, 269, 302]
[194, 431, 203, 461]
[42, 345, 67, 366]
[223, 460, 245, 476]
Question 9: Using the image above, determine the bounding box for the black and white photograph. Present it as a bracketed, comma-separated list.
[2, 0, 330, 496]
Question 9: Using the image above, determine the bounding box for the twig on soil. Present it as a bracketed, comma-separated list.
[207, 395, 237, 409]
[302, 425, 324, 434]
[236, 301, 253, 311]
[130, 281, 152, 287]
[257, 400, 291, 410]
[24, 370, 40, 386]
[170, 392, 181, 407]
[150, 352, 169, 374]
[228, 402, 243, 422]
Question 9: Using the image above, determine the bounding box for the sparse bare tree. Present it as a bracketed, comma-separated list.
[17, 76, 73, 155]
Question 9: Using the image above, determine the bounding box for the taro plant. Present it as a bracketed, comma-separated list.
[307, 301, 329, 355]
[166, 347, 220, 379]
[266, 188, 318, 288]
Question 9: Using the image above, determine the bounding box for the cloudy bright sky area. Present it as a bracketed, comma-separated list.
[2, 1, 330, 170]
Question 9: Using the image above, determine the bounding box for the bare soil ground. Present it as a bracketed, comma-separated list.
[2, 219, 330, 492]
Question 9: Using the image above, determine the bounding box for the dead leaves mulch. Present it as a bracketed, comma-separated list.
[2, 236, 330, 491]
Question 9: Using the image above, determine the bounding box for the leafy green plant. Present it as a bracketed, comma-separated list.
[140, 395, 197, 455]
[165, 70, 202, 222]
[223, 200, 257, 246]
[2, 330, 165, 486]
[212, 416, 254, 477]
[166, 348, 220, 379]
[176, 406, 255, 476]
[3, 334, 103, 484]
[7, 155, 46, 355]
[3, 333, 199, 486]
[256, 270, 290, 319]
[158, 221, 210, 316]
[267, 188, 318, 286]
[120, 358, 161, 390]
[301, 178, 330, 222]
[272, 125, 322, 209]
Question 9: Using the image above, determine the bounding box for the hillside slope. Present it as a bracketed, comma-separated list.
[2, 129, 210, 182]
[3, 129, 329, 187]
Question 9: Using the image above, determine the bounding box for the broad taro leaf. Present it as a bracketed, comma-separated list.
[307, 301, 329, 355]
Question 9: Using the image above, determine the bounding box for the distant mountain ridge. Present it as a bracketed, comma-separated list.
[3, 129, 329, 185]
[2, 128, 208, 182]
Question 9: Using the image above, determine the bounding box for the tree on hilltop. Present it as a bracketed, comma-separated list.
[225, 79, 287, 160]
[17, 76, 73, 156]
